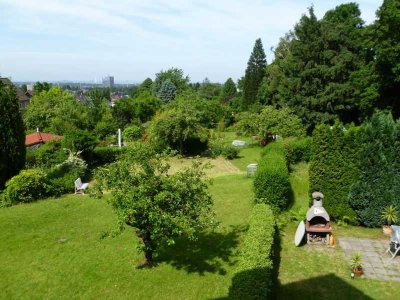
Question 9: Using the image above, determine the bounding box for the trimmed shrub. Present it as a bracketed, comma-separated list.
[254, 141, 291, 213]
[349, 112, 400, 227]
[92, 147, 126, 165]
[209, 141, 239, 160]
[282, 137, 312, 166]
[122, 124, 144, 142]
[2, 169, 54, 205]
[229, 204, 276, 299]
[309, 123, 363, 222]
[62, 129, 98, 159]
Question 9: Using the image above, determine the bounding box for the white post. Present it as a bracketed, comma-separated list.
[118, 128, 122, 148]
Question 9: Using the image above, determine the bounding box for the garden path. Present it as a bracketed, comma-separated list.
[339, 237, 400, 281]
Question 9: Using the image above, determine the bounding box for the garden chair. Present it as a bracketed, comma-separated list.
[74, 178, 89, 195]
[386, 225, 400, 259]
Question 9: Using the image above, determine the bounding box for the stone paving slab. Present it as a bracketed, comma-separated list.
[338, 237, 400, 281]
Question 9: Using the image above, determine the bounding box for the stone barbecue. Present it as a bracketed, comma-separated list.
[306, 192, 332, 244]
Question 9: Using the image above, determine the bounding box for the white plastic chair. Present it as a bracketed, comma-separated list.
[74, 178, 89, 195]
[386, 225, 400, 259]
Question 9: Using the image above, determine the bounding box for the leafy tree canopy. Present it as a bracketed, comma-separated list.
[153, 68, 190, 99]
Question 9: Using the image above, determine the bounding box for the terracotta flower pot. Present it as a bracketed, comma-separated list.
[383, 225, 391, 236]
[353, 269, 363, 277]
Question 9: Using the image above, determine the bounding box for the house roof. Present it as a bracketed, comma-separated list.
[25, 131, 63, 147]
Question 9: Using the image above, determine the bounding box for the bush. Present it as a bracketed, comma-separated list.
[92, 147, 126, 165]
[254, 141, 291, 213]
[309, 122, 363, 222]
[283, 137, 312, 167]
[209, 141, 239, 160]
[47, 152, 88, 194]
[25, 140, 67, 168]
[62, 129, 98, 159]
[122, 125, 144, 142]
[229, 204, 276, 299]
[2, 169, 54, 205]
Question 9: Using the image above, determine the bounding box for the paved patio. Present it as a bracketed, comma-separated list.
[338, 237, 400, 281]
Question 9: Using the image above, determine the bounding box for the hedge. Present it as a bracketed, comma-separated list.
[282, 137, 312, 167]
[349, 112, 400, 227]
[229, 204, 276, 299]
[309, 123, 363, 222]
[92, 147, 126, 165]
[254, 141, 291, 213]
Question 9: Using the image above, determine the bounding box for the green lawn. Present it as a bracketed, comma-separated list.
[277, 162, 400, 299]
[0, 174, 253, 300]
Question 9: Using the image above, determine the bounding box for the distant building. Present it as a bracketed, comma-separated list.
[0, 77, 31, 110]
[102, 75, 114, 88]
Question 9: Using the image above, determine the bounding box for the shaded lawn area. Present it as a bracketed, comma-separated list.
[278, 162, 400, 299]
[0, 174, 253, 299]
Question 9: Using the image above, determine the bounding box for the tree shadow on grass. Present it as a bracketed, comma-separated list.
[156, 225, 246, 275]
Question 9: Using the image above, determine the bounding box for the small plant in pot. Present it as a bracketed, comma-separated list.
[350, 252, 364, 278]
[382, 205, 398, 236]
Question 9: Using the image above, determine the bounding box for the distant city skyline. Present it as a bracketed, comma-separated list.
[0, 0, 382, 83]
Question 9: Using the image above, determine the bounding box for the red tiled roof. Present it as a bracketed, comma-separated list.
[25, 131, 63, 147]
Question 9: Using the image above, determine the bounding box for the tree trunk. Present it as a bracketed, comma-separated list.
[144, 249, 153, 266]
[142, 231, 154, 266]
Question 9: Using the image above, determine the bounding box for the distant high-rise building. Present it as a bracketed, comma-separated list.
[102, 75, 114, 88]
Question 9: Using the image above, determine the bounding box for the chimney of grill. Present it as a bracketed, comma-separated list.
[312, 191, 324, 207]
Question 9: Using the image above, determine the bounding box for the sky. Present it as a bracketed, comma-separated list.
[0, 0, 382, 83]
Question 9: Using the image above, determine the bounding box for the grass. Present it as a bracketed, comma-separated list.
[277, 162, 400, 299]
[0, 174, 254, 299]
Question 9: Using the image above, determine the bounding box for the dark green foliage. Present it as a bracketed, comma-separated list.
[153, 68, 189, 97]
[112, 92, 161, 128]
[87, 88, 109, 128]
[148, 108, 209, 155]
[209, 141, 239, 160]
[47, 162, 86, 194]
[309, 122, 363, 222]
[157, 79, 177, 102]
[254, 142, 291, 213]
[242, 38, 267, 110]
[138, 78, 153, 93]
[62, 129, 98, 158]
[24, 87, 88, 134]
[0, 81, 26, 189]
[266, 4, 373, 130]
[283, 137, 312, 166]
[33, 82, 52, 94]
[220, 78, 237, 103]
[122, 125, 144, 142]
[25, 140, 67, 169]
[92, 147, 126, 165]
[229, 204, 276, 299]
[93, 142, 215, 265]
[198, 78, 222, 100]
[349, 112, 400, 227]
[373, 0, 400, 117]
[2, 169, 53, 206]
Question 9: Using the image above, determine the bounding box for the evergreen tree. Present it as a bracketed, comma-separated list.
[373, 0, 400, 117]
[0, 81, 26, 189]
[220, 78, 237, 103]
[349, 112, 400, 227]
[157, 79, 177, 102]
[242, 38, 267, 110]
[139, 78, 153, 93]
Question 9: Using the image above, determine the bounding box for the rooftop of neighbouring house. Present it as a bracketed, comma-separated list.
[25, 130, 63, 147]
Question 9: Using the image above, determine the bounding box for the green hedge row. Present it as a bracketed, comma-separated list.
[92, 147, 126, 165]
[309, 123, 363, 222]
[229, 204, 276, 299]
[282, 137, 312, 167]
[254, 142, 291, 213]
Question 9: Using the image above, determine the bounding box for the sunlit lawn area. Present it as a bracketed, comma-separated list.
[0, 173, 253, 299]
[278, 162, 400, 299]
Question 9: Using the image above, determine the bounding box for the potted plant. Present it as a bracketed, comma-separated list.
[382, 205, 398, 236]
[350, 252, 364, 278]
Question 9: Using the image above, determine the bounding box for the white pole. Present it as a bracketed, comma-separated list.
[118, 128, 122, 148]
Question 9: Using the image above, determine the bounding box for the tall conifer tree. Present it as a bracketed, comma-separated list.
[242, 38, 267, 110]
[0, 81, 26, 188]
